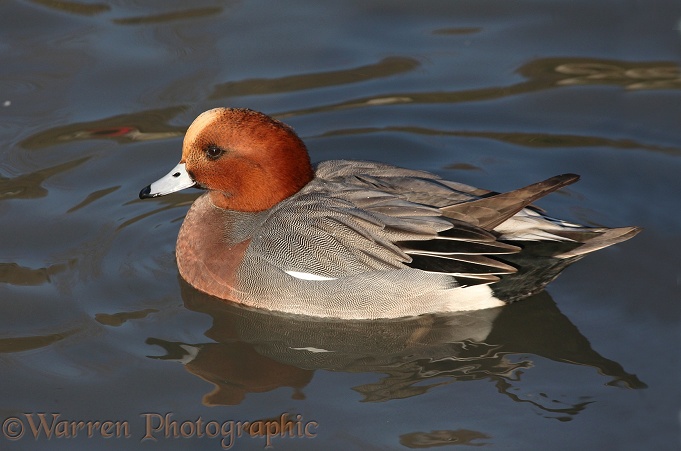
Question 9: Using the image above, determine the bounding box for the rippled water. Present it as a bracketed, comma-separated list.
[1, 1, 680, 449]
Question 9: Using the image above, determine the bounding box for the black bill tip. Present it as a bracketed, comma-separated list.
[139, 185, 152, 199]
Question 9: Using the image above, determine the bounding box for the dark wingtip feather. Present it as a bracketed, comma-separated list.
[440, 174, 581, 230]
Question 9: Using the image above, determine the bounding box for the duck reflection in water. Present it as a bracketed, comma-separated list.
[147, 279, 645, 419]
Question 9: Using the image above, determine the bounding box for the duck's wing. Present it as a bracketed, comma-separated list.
[253, 189, 519, 286]
[250, 162, 524, 285]
[339, 188, 522, 282]
[253, 162, 636, 287]
[315, 160, 490, 206]
[353, 174, 585, 282]
[317, 161, 639, 255]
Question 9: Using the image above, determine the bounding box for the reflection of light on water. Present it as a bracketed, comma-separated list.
[400, 429, 491, 448]
[365, 97, 413, 106]
[556, 63, 681, 90]
[57, 127, 182, 142]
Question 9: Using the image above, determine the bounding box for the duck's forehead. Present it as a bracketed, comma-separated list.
[182, 110, 230, 160]
[185, 108, 225, 142]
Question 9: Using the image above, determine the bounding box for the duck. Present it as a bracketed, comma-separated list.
[139, 107, 640, 319]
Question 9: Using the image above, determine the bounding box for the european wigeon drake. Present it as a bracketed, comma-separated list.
[140, 108, 640, 319]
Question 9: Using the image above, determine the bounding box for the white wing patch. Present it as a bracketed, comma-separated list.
[290, 346, 334, 353]
[284, 270, 338, 281]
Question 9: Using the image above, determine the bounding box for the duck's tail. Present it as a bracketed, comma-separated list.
[546, 226, 641, 258]
[440, 173, 641, 259]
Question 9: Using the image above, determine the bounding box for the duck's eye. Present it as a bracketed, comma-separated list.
[205, 145, 224, 160]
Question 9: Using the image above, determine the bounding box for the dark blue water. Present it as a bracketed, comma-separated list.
[1, 1, 679, 449]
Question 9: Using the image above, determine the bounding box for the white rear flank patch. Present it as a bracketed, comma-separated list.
[447, 284, 505, 311]
[284, 270, 337, 281]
